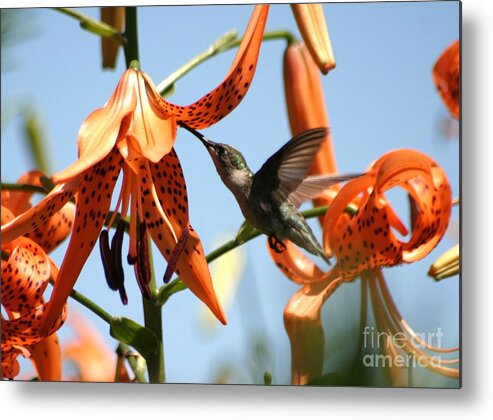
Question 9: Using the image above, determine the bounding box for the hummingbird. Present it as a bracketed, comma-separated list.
[179, 122, 362, 264]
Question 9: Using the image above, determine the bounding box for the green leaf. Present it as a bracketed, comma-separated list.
[110, 317, 159, 357]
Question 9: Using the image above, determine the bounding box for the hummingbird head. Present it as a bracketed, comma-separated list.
[202, 140, 246, 173]
[179, 121, 253, 191]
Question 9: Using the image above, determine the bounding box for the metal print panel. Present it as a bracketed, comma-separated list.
[1, 1, 460, 387]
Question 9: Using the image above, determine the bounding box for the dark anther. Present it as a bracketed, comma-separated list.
[135, 222, 151, 299]
[111, 220, 126, 304]
[163, 228, 190, 284]
[111, 220, 125, 280]
[268, 235, 286, 253]
[99, 229, 118, 291]
[127, 254, 138, 265]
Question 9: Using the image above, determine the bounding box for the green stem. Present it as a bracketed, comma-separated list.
[48, 279, 114, 325]
[155, 203, 356, 306]
[55, 8, 123, 40]
[141, 235, 165, 383]
[1, 182, 49, 195]
[157, 30, 298, 96]
[123, 7, 139, 68]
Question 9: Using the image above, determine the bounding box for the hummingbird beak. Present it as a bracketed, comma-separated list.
[178, 121, 214, 149]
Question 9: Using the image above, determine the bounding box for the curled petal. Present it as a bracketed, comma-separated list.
[269, 241, 327, 285]
[1, 348, 22, 379]
[291, 4, 335, 74]
[1, 237, 51, 314]
[325, 149, 452, 279]
[146, 5, 269, 129]
[3, 302, 67, 348]
[433, 40, 459, 119]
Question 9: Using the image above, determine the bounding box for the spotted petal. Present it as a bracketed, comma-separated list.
[1, 237, 51, 315]
[41, 150, 123, 333]
[140, 150, 226, 324]
[1, 180, 77, 245]
[145, 5, 269, 129]
[28, 333, 62, 381]
[325, 149, 452, 279]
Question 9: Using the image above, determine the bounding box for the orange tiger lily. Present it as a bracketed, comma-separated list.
[1, 171, 73, 380]
[274, 39, 456, 384]
[433, 40, 459, 119]
[272, 150, 455, 384]
[1, 5, 268, 334]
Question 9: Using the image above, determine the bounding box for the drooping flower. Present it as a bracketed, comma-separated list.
[272, 39, 457, 385]
[290, 4, 335, 74]
[1, 5, 269, 333]
[1, 171, 73, 380]
[433, 40, 459, 119]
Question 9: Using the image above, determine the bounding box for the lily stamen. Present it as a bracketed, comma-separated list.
[135, 221, 151, 299]
[162, 228, 190, 284]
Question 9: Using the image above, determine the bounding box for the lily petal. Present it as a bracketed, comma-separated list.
[42, 151, 123, 333]
[433, 40, 459, 119]
[284, 271, 342, 384]
[1, 181, 76, 245]
[1, 237, 51, 315]
[52, 70, 137, 183]
[141, 150, 227, 324]
[128, 72, 177, 163]
[146, 5, 269, 129]
[2, 171, 75, 253]
[325, 149, 452, 279]
[28, 333, 62, 381]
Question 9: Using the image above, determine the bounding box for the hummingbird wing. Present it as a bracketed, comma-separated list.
[254, 127, 329, 198]
[288, 173, 364, 208]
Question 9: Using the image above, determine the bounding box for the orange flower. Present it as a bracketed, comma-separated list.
[273, 149, 454, 384]
[1, 5, 269, 334]
[1, 171, 73, 380]
[433, 40, 459, 119]
[274, 40, 456, 385]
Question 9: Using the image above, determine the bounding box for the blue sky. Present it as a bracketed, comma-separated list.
[1, 2, 459, 385]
